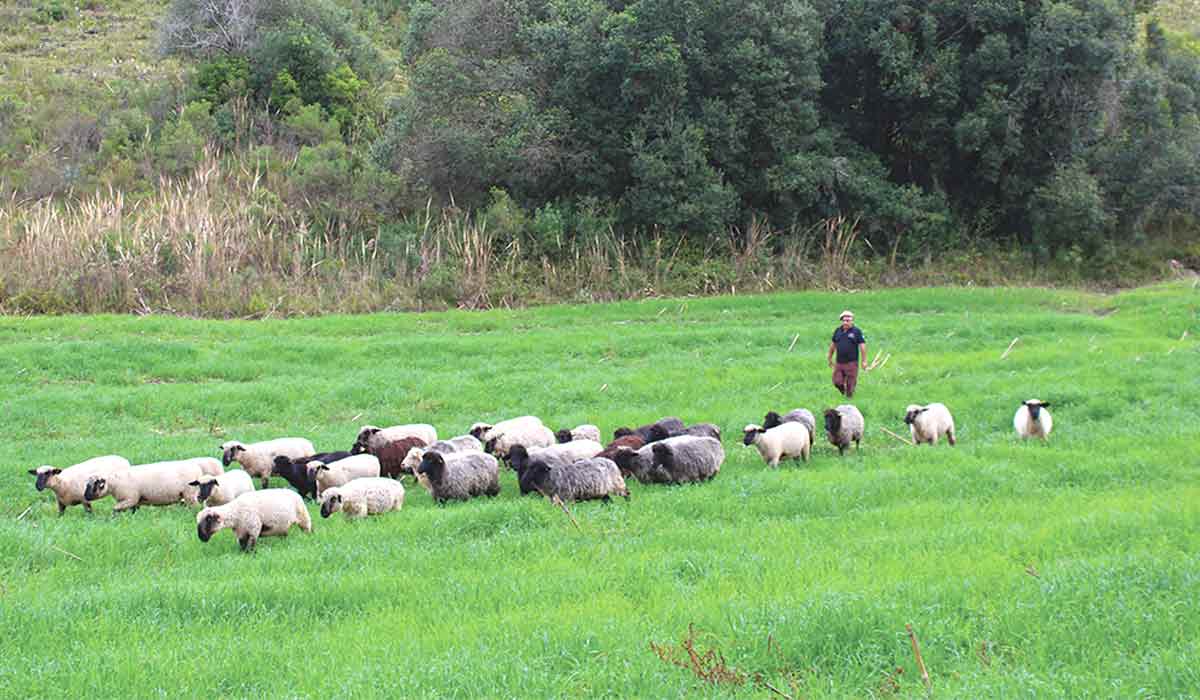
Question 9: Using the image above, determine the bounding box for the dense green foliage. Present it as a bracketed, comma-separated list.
[2, 283, 1198, 695]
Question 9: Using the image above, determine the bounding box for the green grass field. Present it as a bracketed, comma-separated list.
[2, 284, 1198, 698]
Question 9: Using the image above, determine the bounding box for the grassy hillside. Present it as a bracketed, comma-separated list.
[1, 283, 1198, 697]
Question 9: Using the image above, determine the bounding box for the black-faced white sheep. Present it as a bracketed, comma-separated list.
[482, 424, 556, 462]
[555, 424, 602, 444]
[904, 403, 957, 446]
[742, 422, 811, 467]
[308, 454, 381, 497]
[272, 451, 352, 499]
[354, 424, 437, 453]
[319, 478, 405, 519]
[763, 409, 816, 447]
[823, 405, 865, 455]
[416, 451, 500, 503]
[221, 438, 315, 489]
[469, 416, 544, 443]
[1014, 399, 1053, 441]
[190, 469, 255, 507]
[28, 455, 131, 515]
[196, 489, 312, 552]
[522, 457, 629, 502]
[83, 457, 224, 511]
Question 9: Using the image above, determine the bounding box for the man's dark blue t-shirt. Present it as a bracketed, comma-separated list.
[832, 326, 866, 363]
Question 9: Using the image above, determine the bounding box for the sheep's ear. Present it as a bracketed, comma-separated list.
[27, 469, 38, 476]
[188, 480, 200, 486]
[49, 468, 62, 475]
[1041, 402, 1051, 407]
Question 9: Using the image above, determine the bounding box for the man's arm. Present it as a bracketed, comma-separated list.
[859, 342, 868, 369]
[828, 341, 836, 367]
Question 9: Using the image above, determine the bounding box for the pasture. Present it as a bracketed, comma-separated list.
[1, 283, 1198, 698]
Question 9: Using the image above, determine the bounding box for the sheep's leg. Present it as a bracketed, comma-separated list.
[57, 500, 67, 516]
[260, 476, 270, 490]
[947, 431, 956, 446]
[82, 500, 93, 514]
[238, 533, 256, 551]
[114, 500, 138, 512]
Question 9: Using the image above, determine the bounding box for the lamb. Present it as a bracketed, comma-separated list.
[595, 434, 646, 463]
[399, 435, 483, 476]
[350, 436, 426, 479]
[823, 405, 865, 455]
[1014, 399, 1053, 441]
[319, 478, 405, 519]
[904, 403, 957, 446]
[83, 457, 224, 511]
[196, 489, 311, 552]
[272, 451, 352, 499]
[522, 457, 629, 502]
[742, 422, 811, 467]
[307, 454, 381, 497]
[28, 455, 131, 515]
[416, 451, 500, 503]
[221, 438, 315, 489]
[190, 469, 255, 507]
[614, 416, 686, 443]
[483, 424, 557, 462]
[555, 424, 602, 444]
[507, 440, 604, 475]
[647, 436, 724, 484]
[763, 409, 816, 447]
[354, 424, 437, 453]
[468, 415, 544, 443]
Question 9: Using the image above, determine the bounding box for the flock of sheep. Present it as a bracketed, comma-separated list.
[25, 399, 1055, 551]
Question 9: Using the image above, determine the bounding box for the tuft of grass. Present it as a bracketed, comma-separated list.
[1, 283, 1198, 696]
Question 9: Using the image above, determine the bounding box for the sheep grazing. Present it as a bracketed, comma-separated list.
[616, 416, 686, 443]
[555, 424, 602, 444]
[190, 470, 255, 507]
[483, 424, 557, 462]
[416, 451, 500, 503]
[904, 403, 957, 446]
[354, 424, 438, 453]
[83, 457, 224, 511]
[28, 455, 131, 515]
[272, 451, 351, 499]
[763, 409, 816, 447]
[742, 422, 811, 467]
[647, 436, 724, 484]
[221, 438, 315, 489]
[507, 440, 604, 476]
[196, 489, 312, 552]
[522, 457, 629, 502]
[823, 405, 865, 455]
[1014, 399, 1053, 441]
[468, 415, 544, 443]
[319, 478, 405, 519]
[307, 454, 381, 497]
[595, 434, 646, 464]
[350, 436, 426, 479]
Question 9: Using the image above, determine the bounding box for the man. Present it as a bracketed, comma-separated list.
[827, 310, 867, 398]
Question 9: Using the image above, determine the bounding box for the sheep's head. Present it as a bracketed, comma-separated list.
[613, 427, 634, 440]
[610, 447, 638, 476]
[650, 442, 672, 468]
[356, 426, 381, 445]
[468, 423, 493, 440]
[271, 455, 295, 475]
[189, 477, 218, 502]
[350, 441, 368, 455]
[762, 411, 784, 430]
[823, 409, 842, 435]
[555, 429, 573, 444]
[524, 462, 552, 495]
[507, 445, 530, 471]
[319, 489, 343, 518]
[418, 451, 446, 482]
[401, 447, 426, 475]
[646, 424, 672, 443]
[196, 509, 224, 542]
[742, 424, 765, 446]
[1023, 400, 1050, 419]
[220, 441, 246, 467]
[306, 461, 328, 480]
[83, 476, 109, 502]
[903, 405, 926, 425]
[29, 466, 61, 491]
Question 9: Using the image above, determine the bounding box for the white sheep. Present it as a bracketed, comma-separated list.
[221, 438, 315, 489]
[1014, 399, 1053, 441]
[742, 422, 811, 467]
[190, 469, 255, 507]
[468, 415, 545, 443]
[83, 457, 224, 511]
[196, 489, 312, 552]
[355, 424, 438, 452]
[308, 454, 381, 497]
[28, 455, 131, 515]
[904, 403, 957, 446]
[319, 478, 405, 519]
[555, 424, 602, 444]
[485, 424, 557, 461]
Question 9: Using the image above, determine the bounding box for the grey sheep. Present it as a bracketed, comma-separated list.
[614, 436, 723, 484]
[522, 457, 629, 502]
[823, 405, 864, 455]
[416, 451, 501, 503]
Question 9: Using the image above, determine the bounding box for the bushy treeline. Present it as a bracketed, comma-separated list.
[2, 0, 1199, 301]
